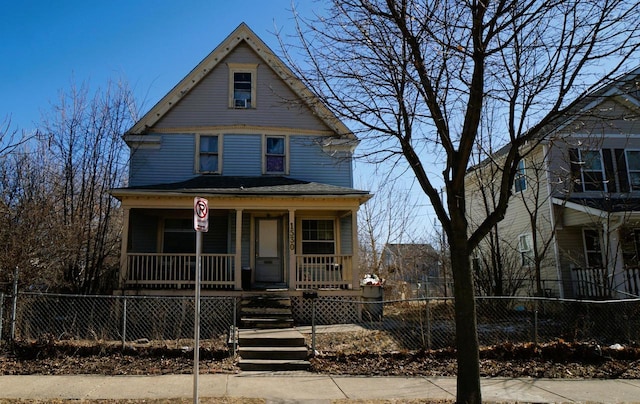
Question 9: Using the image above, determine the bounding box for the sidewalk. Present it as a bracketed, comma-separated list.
[1, 373, 640, 403]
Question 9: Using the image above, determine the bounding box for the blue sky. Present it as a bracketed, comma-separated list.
[1, 0, 315, 133]
[1, 0, 436, 239]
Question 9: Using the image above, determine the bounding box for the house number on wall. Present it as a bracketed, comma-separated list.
[289, 222, 295, 250]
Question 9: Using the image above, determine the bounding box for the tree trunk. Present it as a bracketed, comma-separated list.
[450, 213, 482, 404]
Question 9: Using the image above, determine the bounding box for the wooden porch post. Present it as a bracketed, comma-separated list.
[118, 207, 130, 289]
[235, 209, 243, 290]
[288, 209, 296, 290]
[351, 208, 359, 290]
[606, 220, 625, 297]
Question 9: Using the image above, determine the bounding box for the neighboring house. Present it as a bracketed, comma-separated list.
[110, 23, 370, 297]
[466, 68, 640, 299]
[382, 243, 449, 297]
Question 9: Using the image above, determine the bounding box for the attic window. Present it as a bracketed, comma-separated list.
[228, 63, 257, 108]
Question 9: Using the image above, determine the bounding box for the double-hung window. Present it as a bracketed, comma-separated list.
[228, 63, 257, 108]
[302, 219, 335, 255]
[579, 150, 606, 192]
[626, 150, 640, 191]
[514, 160, 527, 193]
[518, 234, 533, 266]
[197, 134, 220, 173]
[265, 135, 286, 174]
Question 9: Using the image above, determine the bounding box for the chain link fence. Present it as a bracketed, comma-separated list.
[1, 292, 639, 353]
[2, 293, 236, 346]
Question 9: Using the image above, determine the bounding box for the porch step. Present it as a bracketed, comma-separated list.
[239, 295, 294, 329]
[236, 297, 309, 371]
[238, 359, 311, 371]
[237, 328, 310, 371]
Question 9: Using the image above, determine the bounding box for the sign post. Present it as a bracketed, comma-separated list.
[193, 197, 208, 404]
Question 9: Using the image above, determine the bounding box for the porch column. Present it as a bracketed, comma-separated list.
[288, 209, 296, 290]
[605, 221, 625, 297]
[235, 209, 243, 290]
[118, 207, 130, 290]
[351, 208, 359, 290]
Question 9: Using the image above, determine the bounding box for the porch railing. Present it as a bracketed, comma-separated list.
[572, 267, 612, 299]
[295, 254, 353, 289]
[126, 253, 235, 289]
[572, 266, 640, 299]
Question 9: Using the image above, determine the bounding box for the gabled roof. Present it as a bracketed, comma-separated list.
[467, 67, 640, 172]
[127, 22, 355, 139]
[111, 175, 370, 202]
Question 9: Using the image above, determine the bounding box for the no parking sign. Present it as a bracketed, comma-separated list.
[194, 197, 209, 232]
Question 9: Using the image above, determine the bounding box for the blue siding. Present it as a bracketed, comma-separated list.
[340, 215, 353, 255]
[289, 136, 353, 187]
[130, 134, 195, 186]
[223, 134, 262, 175]
[129, 133, 354, 187]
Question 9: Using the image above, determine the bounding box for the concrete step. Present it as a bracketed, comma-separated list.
[238, 359, 310, 371]
[238, 346, 308, 360]
[238, 328, 306, 347]
[241, 318, 294, 329]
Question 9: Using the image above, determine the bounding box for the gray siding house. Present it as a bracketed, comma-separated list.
[111, 23, 370, 296]
[466, 68, 640, 299]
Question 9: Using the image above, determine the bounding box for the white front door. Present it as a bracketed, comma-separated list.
[255, 218, 283, 283]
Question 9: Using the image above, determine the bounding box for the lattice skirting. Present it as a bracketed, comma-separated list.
[292, 296, 361, 325]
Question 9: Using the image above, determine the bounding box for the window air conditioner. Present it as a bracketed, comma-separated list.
[234, 99, 248, 108]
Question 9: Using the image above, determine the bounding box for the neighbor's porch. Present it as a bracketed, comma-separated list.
[555, 198, 640, 299]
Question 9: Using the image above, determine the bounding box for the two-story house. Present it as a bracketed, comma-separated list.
[111, 23, 370, 297]
[466, 68, 640, 299]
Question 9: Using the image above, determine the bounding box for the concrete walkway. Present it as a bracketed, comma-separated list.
[1, 373, 639, 403]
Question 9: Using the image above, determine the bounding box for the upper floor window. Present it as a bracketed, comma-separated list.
[514, 160, 527, 193]
[626, 150, 640, 190]
[579, 150, 606, 192]
[228, 63, 257, 109]
[264, 135, 286, 174]
[197, 134, 220, 173]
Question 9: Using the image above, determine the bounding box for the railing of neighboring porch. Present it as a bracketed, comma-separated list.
[126, 253, 235, 289]
[572, 266, 640, 298]
[295, 255, 353, 289]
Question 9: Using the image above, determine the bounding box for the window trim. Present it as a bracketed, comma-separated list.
[626, 149, 640, 191]
[579, 149, 607, 192]
[262, 134, 289, 174]
[195, 133, 222, 174]
[299, 218, 337, 255]
[228, 63, 258, 109]
[514, 159, 527, 193]
[518, 233, 533, 267]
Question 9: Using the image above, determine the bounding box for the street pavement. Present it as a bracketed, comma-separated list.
[1, 373, 640, 403]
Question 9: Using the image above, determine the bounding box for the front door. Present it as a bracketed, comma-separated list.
[255, 218, 283, 283]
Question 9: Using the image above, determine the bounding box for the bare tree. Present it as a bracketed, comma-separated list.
[0, 80, 136, 293]
[282, 1, 640, 402]
[41, 80, 135, 293]
[357, 174, 422, 278]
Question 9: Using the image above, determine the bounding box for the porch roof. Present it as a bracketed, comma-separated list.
[111, 175, 371, 201]
[552, 197, 640, 226]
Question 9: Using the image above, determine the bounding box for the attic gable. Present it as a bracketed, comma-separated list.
[127, 22, 354, 139]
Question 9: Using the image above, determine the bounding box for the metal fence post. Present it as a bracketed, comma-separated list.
[10, 266, 18, 342]
[121, 296, 127, 348]
[311, 298, 316, 356]
[533, 299, 539, 346]
[0, 292, 4, 342]
[232, 297, 237, 355]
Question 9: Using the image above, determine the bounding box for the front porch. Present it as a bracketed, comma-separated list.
[123, 252, 355, 291]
